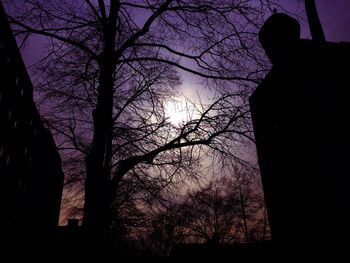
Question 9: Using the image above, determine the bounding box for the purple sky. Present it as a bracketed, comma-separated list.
[17, 0, 350, 106]
[281, 0, 350, 42]
[316, 0, 350, 41]
[21, 1, 350, 68]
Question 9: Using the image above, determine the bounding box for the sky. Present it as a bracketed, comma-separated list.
[13, 0, 350, 131]
[280, 0, 350, 42]
[174, 0, 350, 119]
[12, 0, 350, 135]
[315, 0, 350, 41]
[17, 0, 350, 141]
[20, 1, 350, 69]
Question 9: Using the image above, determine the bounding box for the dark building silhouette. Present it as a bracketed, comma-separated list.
[250, 12, 350, 255]
[0, 2, 64, 256]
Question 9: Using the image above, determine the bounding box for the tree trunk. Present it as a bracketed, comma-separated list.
[305, 0, 326, 42]
[83, 53, 115, 250]
[82, 2, 118, 251]
[239, 192, 249, 242]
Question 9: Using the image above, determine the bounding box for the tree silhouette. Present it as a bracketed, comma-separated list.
[5, 0, 279, 250]
[179, 167, 268, 245]
[138, 205, 188, 256]
[116, 166, 268, 256]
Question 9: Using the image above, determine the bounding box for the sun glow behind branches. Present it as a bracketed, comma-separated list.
[164, 97, 198, 125]
[163, 82, 214, 126]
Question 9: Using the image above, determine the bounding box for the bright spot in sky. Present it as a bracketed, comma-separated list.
[164, 98, 196, 125]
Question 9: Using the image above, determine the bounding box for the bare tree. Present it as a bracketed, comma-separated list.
[180, 166, 268, 244]
[137, 205, 188, 256]
[110, 165, 268, 255]
[227, 165, 269, 242]
[4, 0, 279, 249]
[182, 181, 236, 244]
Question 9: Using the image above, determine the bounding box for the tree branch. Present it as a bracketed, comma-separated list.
[85, 0, 102, 20]
[98, 0, 107, 22]
[118, 57, 259, 83]
[115, 0, 174, 59]
[8, 15, 99, 61]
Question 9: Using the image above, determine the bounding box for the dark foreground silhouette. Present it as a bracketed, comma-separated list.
[0, 2, 64, 260]
[250, 10, 350, 260]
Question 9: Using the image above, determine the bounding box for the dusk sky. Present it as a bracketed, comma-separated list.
[20, 1, 350, 69]
[281, 0, 350, 42]
[11, 0, 350, 135]
[315, 0, 350, 41]
[16, 0, 350, 131]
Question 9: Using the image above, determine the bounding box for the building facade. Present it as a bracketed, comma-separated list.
[0, 2, 64, 254]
